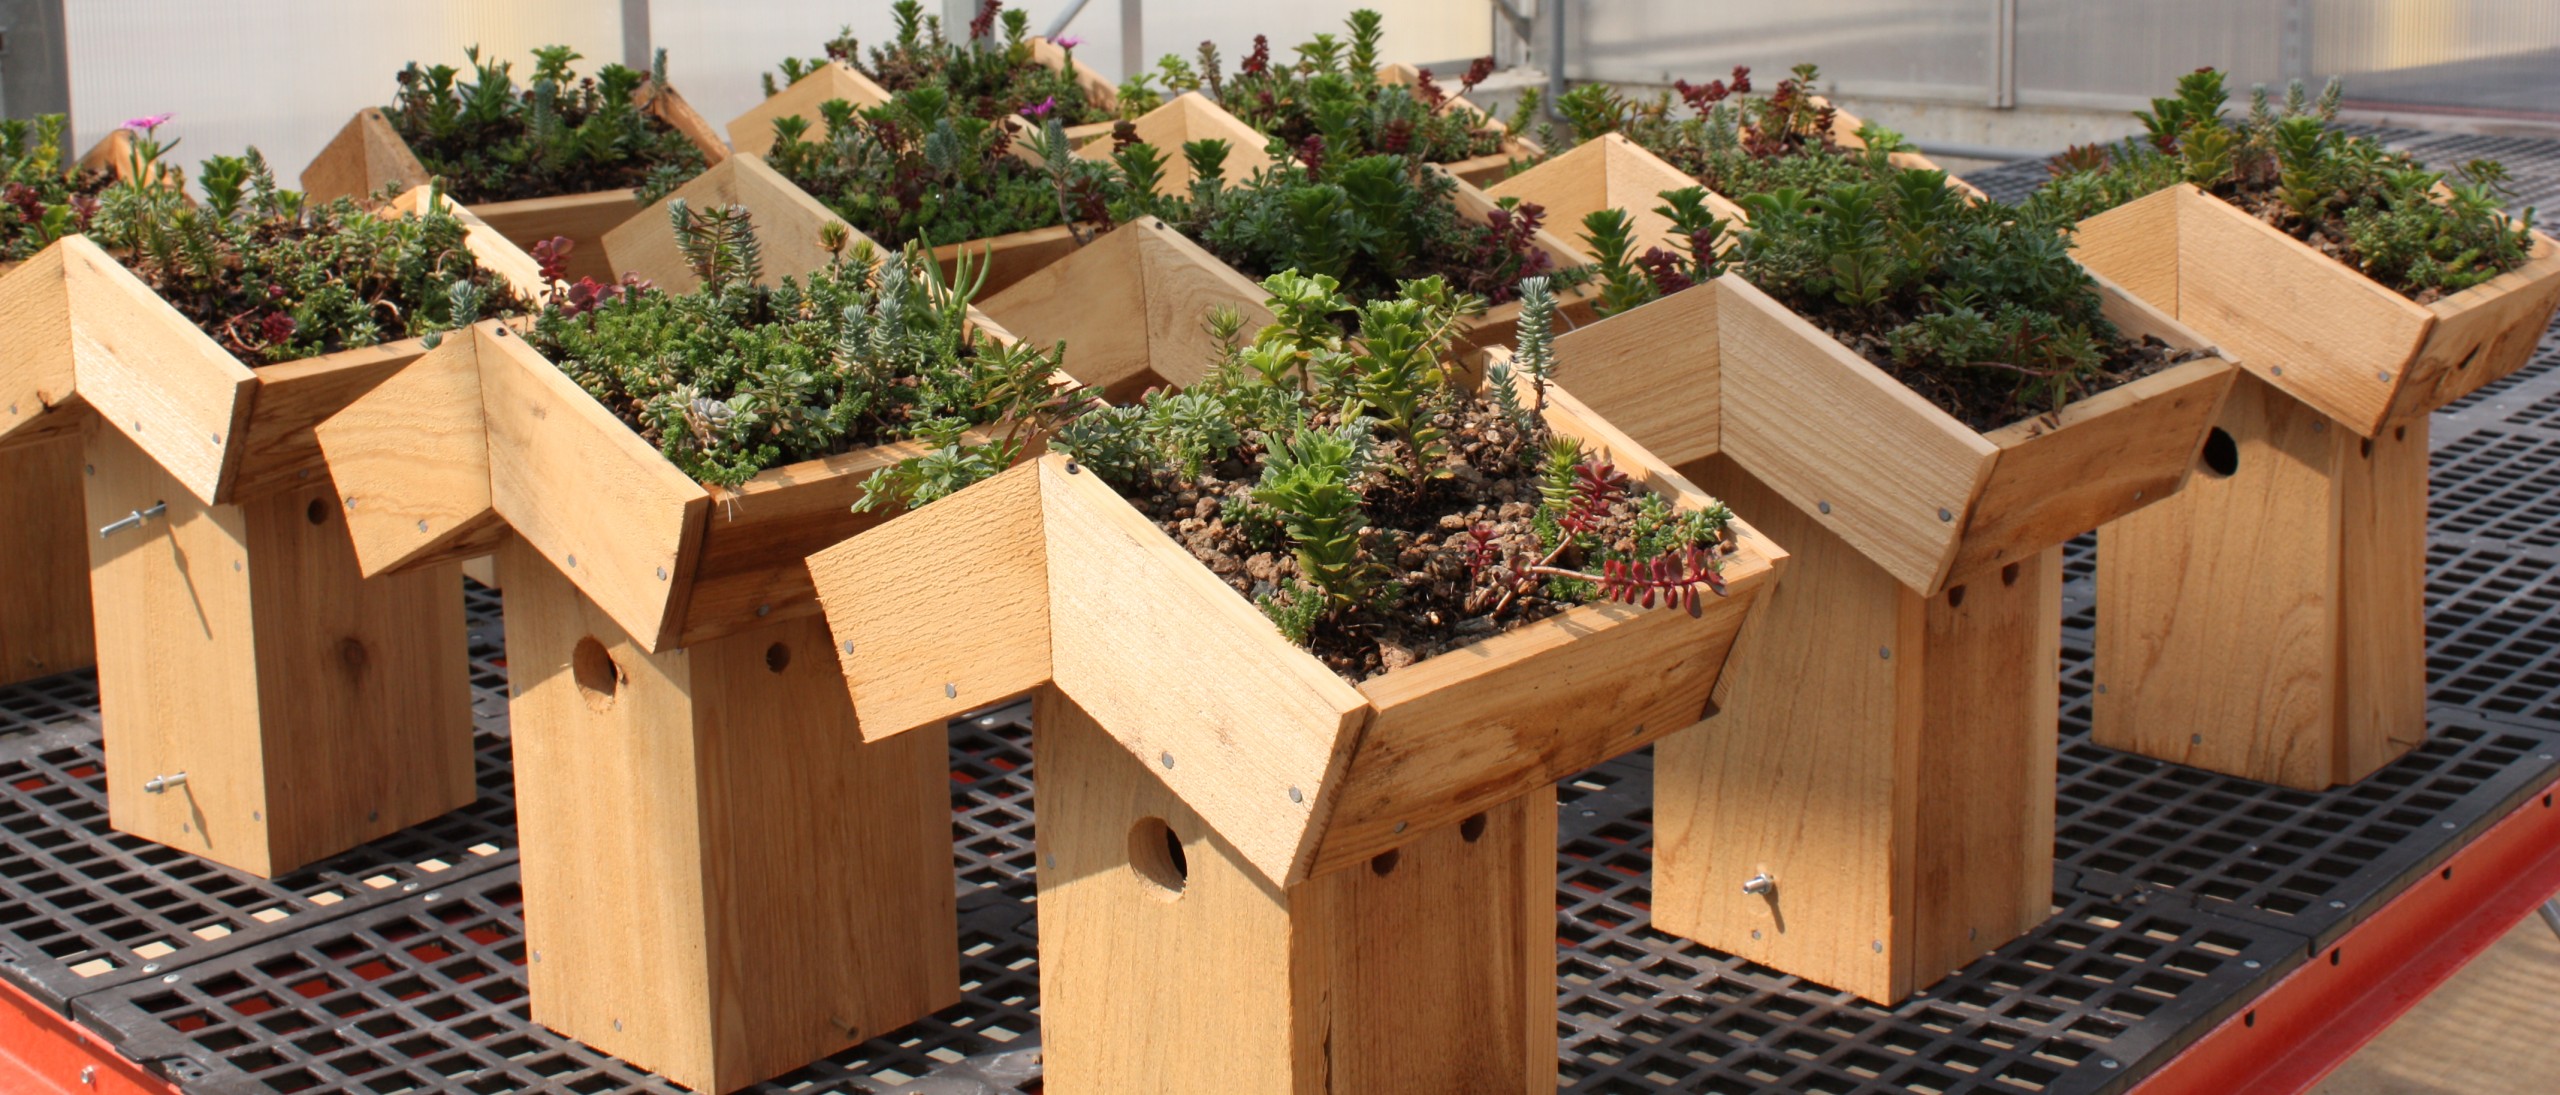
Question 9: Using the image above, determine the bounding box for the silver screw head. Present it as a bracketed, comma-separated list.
[1871, 939, 1883, 953]
[2243, 959, 2260, 969]
[1741, 872, 1776, 897]
[1394, 821, 1408, 833]
[756, 604, 772, 617]
[1817, 500, 1832, 514]
[1938, 507, 1953, 522]
[1159, 752, 1175, 769]
[566, 554, 577, 568]
[842, 640, 856, 654]
[1879, 646, 1892, 660]
[1288, 786, 1303, 803]
[416, 519, 429, 533]
[945, 682, 957, 698]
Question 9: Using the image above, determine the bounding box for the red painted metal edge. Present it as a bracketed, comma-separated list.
[0, 975, 179, 1095]
[2131, 774, 2560, 1095]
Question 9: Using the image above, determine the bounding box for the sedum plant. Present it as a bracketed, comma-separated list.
[1580, 186, 1730, 317]
[1052, 271, 1733, 680]
[2033, 68, 2536, 302]
[0, 114, 110, 262]
[765, 85, 1195, 250]
[528, 200, 1074, 497]
[82, 119, 520, 363]
[388, 45, 707, 205]
[769, 0, 1109, 126]
[1188, 139, 1578, 306]
[1717, 166, 2198, 431]
[1123, 10, 1507, 167]
[1557, 63, 1914, 204]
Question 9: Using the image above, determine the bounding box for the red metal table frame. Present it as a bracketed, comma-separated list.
[2134, 773, 2560, 1094]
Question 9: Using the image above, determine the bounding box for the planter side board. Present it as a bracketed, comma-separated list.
[975, 218, 1276, 400]
[603, 154, 870, 295]
[1029, 37, 1118, 112]
[298, 108, 431, 206]
[1486, 133, 1745, 257]
[58, 236, 258, 506]
[1069, 93, 1276, 196]
[2392, 235, 2560, 420]
[727, 61, 892, 159]
[1714, 275, 1996, 594]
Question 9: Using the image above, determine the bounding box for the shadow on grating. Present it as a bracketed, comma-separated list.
[0, 581, 519, 1014]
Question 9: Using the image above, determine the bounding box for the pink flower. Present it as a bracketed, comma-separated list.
[121, 112, 173, 132]
[1019, 95, 1056, 118]
[1054, 35, 1082, 49]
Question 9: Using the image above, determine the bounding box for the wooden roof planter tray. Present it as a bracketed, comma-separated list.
[1537, 161, 2238, 1003]
[301, 44, 727, 284]
[0, 122, 545, 878]
[735, 1, 1119, 159]
[0, 117, 161, 686]
[805, 279, 1784, 1091]
[1490, 67, 2001, 291]
[2027, 72, 2560, 791]
[315, 214, 1075, 1094]
[1122, 10, 1529, 188]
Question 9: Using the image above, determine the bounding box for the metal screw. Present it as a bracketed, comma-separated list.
[2101, 1060, 2119, 1070]
[2243, 959, 2261, 969]
[2270, 366, 2283, 376]
[142, 772, 187, 794]
[1871, 940, 1883, 953]
[416, 519, 429, 533]
[84, 464, 93, 476]
[2441, 821, 2457, 830]
[79, 1066, 93, 1086]
[2329, 900, 2346, 909]
[1741, 872, 1776, 897]
[532, 951, 542, 963]
[566, 554, 577, 568]
[1065, 461, 1081, 474]
[298, 468, 310, 479]
[842, 641, 856, 654]
[252, 811, 261, 821]
[945, 682, 957, 698]
[1394, 821, 1408, 834]
[756, 604, 772, 617]
[1938, 508, 1953, 522]
[1159, 752, 1175, 769]
[368, 810, 379, 822]
[2097, 683, 2108, 694]
[613, 1019, 623, 1032]
[2133, 490, 2143, 500]
[2191, 733, 2203, 745]
[1751, 929, 1761, 940]
[1044, 855, 1056, 869]
[656, 567, 668, 580]
[2312, 419, 2326, 432]
[2377, 371, 2392, 383]
[1817, 500, 1832, 515]
[161, 973, 179, 984]
[179, 822, 190, 833]
[210, 433, 221, 445]
[98, 502, 169, 539]
[424, 892, 441, 902]
[142, 963, 160, 974]
[1879, 646, 1892, 660]
[1288, 786, 1303, 803]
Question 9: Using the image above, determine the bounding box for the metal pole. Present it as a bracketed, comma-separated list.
[1041, 0, 1095, 42]
[1544, 0, 1567, 122]
[2539, 897, 2560, 943]
[1120, 0, 1143, 84]
[1988, 0, 2017, 109]
[620, 0, 652, 73]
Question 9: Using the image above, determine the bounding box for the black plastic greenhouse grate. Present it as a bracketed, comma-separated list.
[0, 583, 519, 1015]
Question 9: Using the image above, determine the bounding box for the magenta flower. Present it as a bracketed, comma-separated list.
[1054, 35, 1082, 49]
[1019, 95, 1056, 118]
[121, 112, 173, 132]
